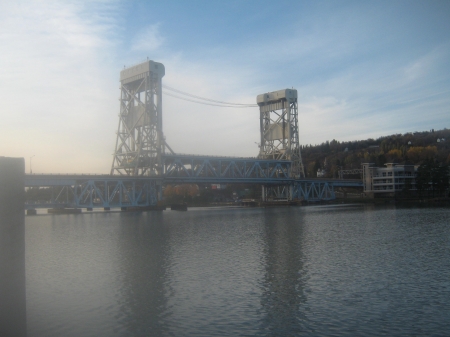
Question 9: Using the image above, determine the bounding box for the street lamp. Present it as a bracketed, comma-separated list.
[30, 155, 35, 174]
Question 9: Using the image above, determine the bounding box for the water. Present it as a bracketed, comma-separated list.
[25, 205, 450, 336]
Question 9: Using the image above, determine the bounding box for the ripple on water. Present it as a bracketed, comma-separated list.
[25, 206, 450, 336]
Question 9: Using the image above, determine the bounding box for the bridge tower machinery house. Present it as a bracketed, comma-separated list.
[257, 89, 305, 200]
[111, 60, 172, 177]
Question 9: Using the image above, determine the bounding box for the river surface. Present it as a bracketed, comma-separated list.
[25, 205, 450, 336]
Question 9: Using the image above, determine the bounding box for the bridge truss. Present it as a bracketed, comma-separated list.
[111, 60, 173, 177]
[25, 170, 361, 209]
[24, 59, 364, 210]
[162, 155, 291, 183]
[25, 175, 159, 210]
[256, 89, 306, 201]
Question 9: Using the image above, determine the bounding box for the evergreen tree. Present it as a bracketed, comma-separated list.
[416, 159, 450, 198]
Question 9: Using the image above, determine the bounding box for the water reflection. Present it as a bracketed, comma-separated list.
[115, 212, 172, 336]
[24, 206, 450, 336]
[259, 208, 308, 335]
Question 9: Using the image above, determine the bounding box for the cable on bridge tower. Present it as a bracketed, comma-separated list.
[162, 84, 258, 108]
[163, 91, 257, 108]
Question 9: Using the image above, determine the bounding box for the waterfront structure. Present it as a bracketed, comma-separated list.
[362, 163, 417, 197]
[257, 89, 304, 178]
[257, 89, 305, 200]
[0, 157, 27, 337]
[24, 60, 364, 212]
[110, 62, 309, 202]
[111, 60, 173, 177]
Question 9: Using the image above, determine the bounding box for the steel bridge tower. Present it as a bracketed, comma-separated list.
[257, 89, 305, 200]
[111, 60, 172, 177]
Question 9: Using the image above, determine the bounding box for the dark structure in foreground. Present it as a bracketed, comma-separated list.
[0, 157, 27, 337]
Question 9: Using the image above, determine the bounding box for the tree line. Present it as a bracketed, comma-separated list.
[415, 158, 450, 198]
[301, 128, 450, 179]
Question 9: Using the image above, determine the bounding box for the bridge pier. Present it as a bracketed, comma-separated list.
[0, 157, 27, 337]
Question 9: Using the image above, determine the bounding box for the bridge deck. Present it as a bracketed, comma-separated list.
[25, 174, 362, 187]
[25, 173, 362, 210]
[25, 154, 361, 209]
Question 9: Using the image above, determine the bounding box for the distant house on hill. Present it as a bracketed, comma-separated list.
[317, 168, 326, 177]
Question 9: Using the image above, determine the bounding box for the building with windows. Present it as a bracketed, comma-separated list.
[362, 163, 418, 198]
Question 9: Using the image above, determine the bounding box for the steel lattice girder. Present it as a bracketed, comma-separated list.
[25, 175, 160, 208]
[293, 181, 335, 201]
[257, 89, 305, 178]
[24, 174, 363, 208]
[261, 184, 293, 201]
[162, 155, 291, 181]
[111, 60, 165, 177]
[74, 179, 157, 207]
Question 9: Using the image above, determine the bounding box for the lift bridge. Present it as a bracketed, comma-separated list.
[25, 60, 361, 210]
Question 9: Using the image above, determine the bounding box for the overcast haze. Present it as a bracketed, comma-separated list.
[1, 0, 449, 173]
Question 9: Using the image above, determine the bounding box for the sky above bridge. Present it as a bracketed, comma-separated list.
[1, 0, 449, 173]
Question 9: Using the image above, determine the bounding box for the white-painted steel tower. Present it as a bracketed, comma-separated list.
[257, 89, 305, 200]
[111, 60, 172, 177]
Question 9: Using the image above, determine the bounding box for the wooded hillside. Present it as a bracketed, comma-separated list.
[301, 128, 450, 178]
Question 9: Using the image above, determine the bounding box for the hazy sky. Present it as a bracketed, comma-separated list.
[1, 0, 449, 173]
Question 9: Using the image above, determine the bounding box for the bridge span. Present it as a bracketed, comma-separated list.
[25, 59, 363, 210]
[25, 168, 361, 210]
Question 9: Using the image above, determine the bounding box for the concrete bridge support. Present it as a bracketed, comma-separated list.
[0, 157, 27, 336]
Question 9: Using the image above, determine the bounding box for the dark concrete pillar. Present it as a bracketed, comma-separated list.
[0, 157, 27, 336]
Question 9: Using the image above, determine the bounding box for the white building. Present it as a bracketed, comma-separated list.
[317, 169, 326, 177]
[362, 163, 418, 197]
